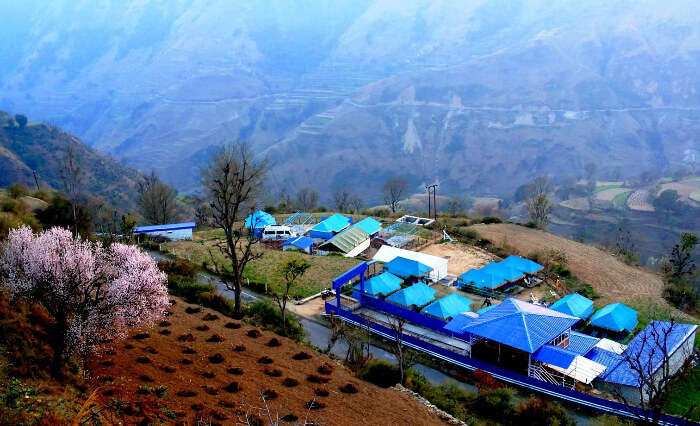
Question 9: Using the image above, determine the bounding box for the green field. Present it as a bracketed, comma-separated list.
[664, 365, 700, 421]
[594, 184, 623, 193]
[612, 191, 630, 209]
[690, 190, 700, 202]
[163, 230, 361, 298]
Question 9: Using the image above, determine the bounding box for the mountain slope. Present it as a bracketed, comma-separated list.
[0, 111, 141, 208]
[1, 0, 699, 199]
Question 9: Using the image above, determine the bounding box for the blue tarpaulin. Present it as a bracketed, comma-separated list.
[386, 282, 436, 307]
[281, 236, 314, 253]
[354, 272, 402, 296]
[421, 293, 473, 319]
[533, 344, 578, 369]
[590, 303, 638, 332]
[461, 298, 579, 353]
[309, 214, 351, 239]
[600, 321, 697, 386]
[459, 268, 505, 289]
[567, 331, 600, 355]
[480, 262, 526, 283]
[245, 211, 276, 229]
[384, 257, 433, 279]
[499, 255, 544, 274]
[352, 217, 382, 236]
[443, 313, 478, 334]
[550, 294, 594, 319]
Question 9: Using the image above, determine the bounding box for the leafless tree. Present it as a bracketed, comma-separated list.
[202, 142, 268, 315]
[444, 197, 464, 217]
[333, 189, 351, 213]
[295, 187, 319, 211]
[60, 142, 85, 236]
[348, 194, 363, 213]
[382, 178, 408, 213]
[611, 318, 698, 424]
[525, 176, 553, 229]
[388, 316, 416, 385]
[138, 171, 180, 225]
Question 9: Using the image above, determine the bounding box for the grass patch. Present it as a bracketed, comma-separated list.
[594, 184, 622, 193]
[164, 231, 361, 298]
[664, 365, 700, 421]
[612, 192, 630, 209]
[690, 190, 700, 202]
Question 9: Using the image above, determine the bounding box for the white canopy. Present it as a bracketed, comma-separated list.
[546, 355, 607, 385]
[595, 338, 626, 354]
[373, 245, 448, 281]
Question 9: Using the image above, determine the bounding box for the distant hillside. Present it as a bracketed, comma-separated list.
[0, 111, 141, 209]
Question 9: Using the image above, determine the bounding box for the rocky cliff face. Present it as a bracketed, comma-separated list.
[1, 0, 699, 200]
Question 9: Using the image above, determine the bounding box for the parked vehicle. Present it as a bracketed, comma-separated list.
[261, 225, 296, 240]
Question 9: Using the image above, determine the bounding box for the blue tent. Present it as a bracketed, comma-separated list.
[384, 257, 433, 279]
[590, 303, 638, 332]
[245, 210, 276, 229]
[309, 214, 352, 239]
[499, 255, 544, 275]
[600, 321, 698, 385]
[550, 293, 594, 319]
[459, 268, 505, 289]
[281, 236, 314, 254]
[460, 298, 579, 353]
[354, 272, 402, 296]
[480, 262, 526, 283]
[386, 282, 436, 308]
[352, 217, 382, 236]
[421, 293, 473, 320]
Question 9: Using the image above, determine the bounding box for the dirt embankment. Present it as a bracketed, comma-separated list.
[469, 223, 665, 304]
[420, 242, 498, 276]
[89, 297, 446, 425]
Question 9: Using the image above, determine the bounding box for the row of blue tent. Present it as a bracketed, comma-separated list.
[458, 255, 544, 290]
[549, 293, 639, 333]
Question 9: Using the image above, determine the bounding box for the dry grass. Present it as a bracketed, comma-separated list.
[420, 242, 497, 275]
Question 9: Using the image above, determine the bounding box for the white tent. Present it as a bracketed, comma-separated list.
[373, 245, 448, 281]
[546, 355, 607, 385]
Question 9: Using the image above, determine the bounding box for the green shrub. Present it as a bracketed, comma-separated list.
[31, 190, 49, 201]
[470, 387, 515, 420]
[7, 184, 28, 199]
[514, 396, 574, 425]
[524, 221, 538, 229]
[480, 216, 502, 224]
[1, 199, 17, 213]
[244, 301, 304, 341]
[158, 258, 198, 280]
[169, 280, 213, 303]
[664, 284, 697, 312]
[359, 360, 401, 388]
[198, 291, 236, 317]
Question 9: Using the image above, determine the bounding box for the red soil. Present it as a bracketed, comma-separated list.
[88, 297, 445, 425]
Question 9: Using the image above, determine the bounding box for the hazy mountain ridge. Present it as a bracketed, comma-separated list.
[1, 0, 699, 200]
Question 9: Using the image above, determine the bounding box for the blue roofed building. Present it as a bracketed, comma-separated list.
[386, 282, 436, 308]
[499, 255, 544, 275]
[245, 210, 276, 237]
[550, 293, 594, 319]
[458, 261, 526, 290]
[421, 293, 473, 320]
[353, 271, 402, 298]
[351, 217, 383, 236]
[384, 257, 433, 280]
[309, 214, 352, 240]
[134, 222, 196, 241]
[596, 321, 698, 403]
[281, 236, 315, 254]
[567, 331, 600, 355]
[590, 303, 638, 333]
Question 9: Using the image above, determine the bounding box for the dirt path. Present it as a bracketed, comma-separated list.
[470, 223, 665, 305]
[420, 242, 498, 275]
[90, 297, 447, 425]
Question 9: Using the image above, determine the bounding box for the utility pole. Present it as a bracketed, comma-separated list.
[425, 183, 439, 221]
[425, 185, 431, 218]
[32, 170, 40, 191]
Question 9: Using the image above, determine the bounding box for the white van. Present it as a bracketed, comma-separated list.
[262, 225, 296, 240]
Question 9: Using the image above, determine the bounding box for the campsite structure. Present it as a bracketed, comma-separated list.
[134, 222, 196, 241]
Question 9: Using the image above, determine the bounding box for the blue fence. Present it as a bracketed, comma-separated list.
[325, 302, 690, 425]
[356, 293, 448, 331]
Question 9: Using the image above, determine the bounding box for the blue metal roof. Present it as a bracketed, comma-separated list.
[421, 293, 473, 319]
[481, 262, 526, 283]
[476, 304, 497, 315]
[386, 282, 436, 307]
[459, 268, 506, 289]
[384, 256, 433, 279]
[590, 303, 638, 332]
[586, 347, 623, 376]
[245, 210, 276, 229]
[499, 255, 544, 274]
[550, 293, 594, 319]
[311, 214, 351, 233]
[354, 272, 402, 296]
[567, 331, 600, 355]
[134, 222, 196, 233]
[600, 321, 698, 386]
[462, 298, 580, 353]
[533, 344, 578, 369]
[281, 236, 314, 250]
[352, 217, 382, 235]
[443, 313, 478, 334]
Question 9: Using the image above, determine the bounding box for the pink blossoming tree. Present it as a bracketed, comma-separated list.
[0, 226, 169, 374]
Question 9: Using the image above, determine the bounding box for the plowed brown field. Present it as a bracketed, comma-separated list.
[88, 297, 446, 425]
